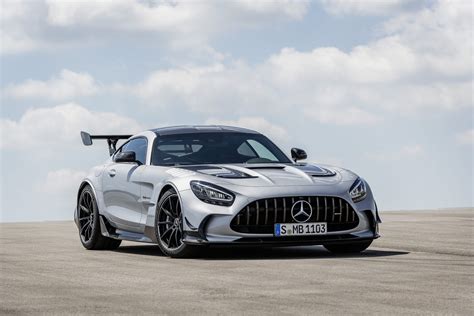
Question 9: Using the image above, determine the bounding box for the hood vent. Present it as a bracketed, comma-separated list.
[244, 165, 286, 170]
[179, 165, 256, 179]
[294, 164, 336, 177]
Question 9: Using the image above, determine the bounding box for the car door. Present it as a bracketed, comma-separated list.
[102, 137, 148, 233]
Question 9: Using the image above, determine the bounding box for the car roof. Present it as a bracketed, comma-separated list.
[150, 125, 260, 136]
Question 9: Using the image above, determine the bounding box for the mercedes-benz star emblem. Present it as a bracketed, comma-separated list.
[291, 200, 313, 223]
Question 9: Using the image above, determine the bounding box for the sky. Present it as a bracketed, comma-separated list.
[0, 0, 472, 222]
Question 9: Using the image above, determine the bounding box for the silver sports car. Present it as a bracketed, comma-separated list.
[75, 126, 381, 257]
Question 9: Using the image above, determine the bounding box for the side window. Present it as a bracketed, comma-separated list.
[247, 139, 278, 161]
[237, 142, 257, 158]
[118, 138, 148, 165]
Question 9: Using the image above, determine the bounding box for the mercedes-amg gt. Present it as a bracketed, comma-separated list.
[75, 125, 381, 257]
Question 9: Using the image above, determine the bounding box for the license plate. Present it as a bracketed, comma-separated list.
[274, 222, 327, 236]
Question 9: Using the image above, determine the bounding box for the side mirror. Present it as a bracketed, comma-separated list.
[115, 151, 139, 164]
[291, 148, 307, 162]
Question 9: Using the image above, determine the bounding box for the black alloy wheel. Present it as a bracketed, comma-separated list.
[77, 185, 121, 250]
[157, 193, 184, 250]
[78, 190, 95, 244]
[155, 188, 198, 258]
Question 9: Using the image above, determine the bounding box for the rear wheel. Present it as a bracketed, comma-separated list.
[323, 240, 372, 254]
[155, 188, 198, 258]
[77, 185, 121, 250]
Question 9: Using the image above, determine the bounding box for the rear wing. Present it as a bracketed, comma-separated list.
[80, 131, 132, 156]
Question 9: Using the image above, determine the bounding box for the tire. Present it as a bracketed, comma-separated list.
[77, 185, 122, 250]
[323, 240, 373, 254]
[155, 188, 198, 258]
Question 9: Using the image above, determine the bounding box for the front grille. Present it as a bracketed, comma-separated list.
[230, 196, 359, 234]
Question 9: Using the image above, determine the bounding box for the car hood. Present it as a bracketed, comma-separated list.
[177, 163, 357, 187]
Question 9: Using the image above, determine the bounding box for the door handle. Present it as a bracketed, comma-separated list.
[108, 169, 116, 177]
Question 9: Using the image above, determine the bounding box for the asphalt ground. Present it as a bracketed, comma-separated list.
[1, 208, 473, 315]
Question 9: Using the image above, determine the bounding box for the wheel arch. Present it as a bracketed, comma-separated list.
[156, 182, 187, 213]
[144, 181, 182, 243]
[77, 180, 98, 204]
[158, 183, 177, 202]
[75, 180, 99, 227]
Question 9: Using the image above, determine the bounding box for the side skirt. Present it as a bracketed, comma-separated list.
[99, 216, 154, 243]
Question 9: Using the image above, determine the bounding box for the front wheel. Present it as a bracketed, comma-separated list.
[155, 188, 198, 258]
[323, 240, 373, 254]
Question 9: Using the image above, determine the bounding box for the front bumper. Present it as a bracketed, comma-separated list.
[144, 182, 381, 245]
[183, 230, 379, 246]
[179, 187, 380, 246]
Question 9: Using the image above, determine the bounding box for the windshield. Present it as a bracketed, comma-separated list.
[151, 132, 291, 166]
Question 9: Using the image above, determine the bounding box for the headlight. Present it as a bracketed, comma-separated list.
[350, 178, 367, 202]
[190, 181, 235, 206]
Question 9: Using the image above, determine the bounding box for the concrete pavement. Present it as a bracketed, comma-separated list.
[1, 209, 473, 315]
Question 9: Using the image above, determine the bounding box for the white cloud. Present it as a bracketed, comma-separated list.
[131, 63, 282, 113]
[1, 0, 309, 54]
[305, 107, 381, 125]
[235, 0, 309, 19]
[128, 0, 471, 123]
[456, 129, 474, 145]
[131, 61, 385, 125]
[0, 1, 46, 54]
[319, 0, 421, 16]
[0, 103, 143, 150]
[3, 1, 470, 127]
[38, 168, 87, 195]
[24, 168, 88, 222]
[46, 0, 309, 29]
[382, 0, 472, 79]
[4, 69, 99, 101]
[205, 116, 289, 144]
[369, 145, 424, 161]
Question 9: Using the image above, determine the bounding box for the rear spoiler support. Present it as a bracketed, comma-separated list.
[80, 131, 132, 156]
